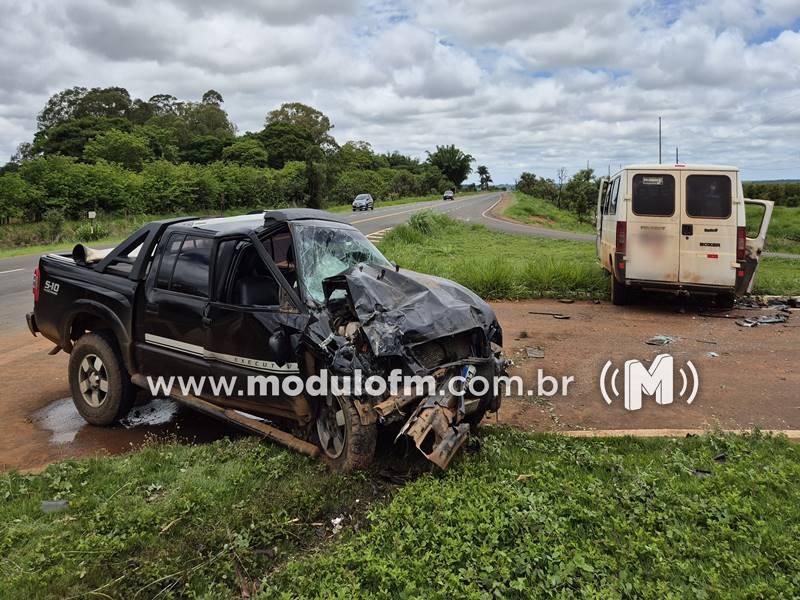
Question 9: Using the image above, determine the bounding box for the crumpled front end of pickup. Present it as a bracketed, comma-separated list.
[397, 394, 471, 469]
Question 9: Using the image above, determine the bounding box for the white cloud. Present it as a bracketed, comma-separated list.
[0, 0, 799, 181]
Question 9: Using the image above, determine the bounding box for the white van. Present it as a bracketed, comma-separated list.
[596, 164, 773, 306]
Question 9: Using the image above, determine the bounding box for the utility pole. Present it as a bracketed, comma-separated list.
[676, 146, 679, 164]
[658, 116, 662, 164]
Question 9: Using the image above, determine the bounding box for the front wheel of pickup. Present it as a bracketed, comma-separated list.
[68, 333, 135, 426]
[315, 392, 376, 471]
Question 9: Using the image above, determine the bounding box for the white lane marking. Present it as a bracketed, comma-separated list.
[366, 227, 392, 242]
[480, 195, 505, 222]
[0, 268, 24, 275]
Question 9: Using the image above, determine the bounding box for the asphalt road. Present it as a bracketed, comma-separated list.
[0, 192, 529, 332]
[0, 192, 794, 332]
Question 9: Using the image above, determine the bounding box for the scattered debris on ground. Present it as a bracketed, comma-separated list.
[528, 310, 570, 319]
[646, 334, 677, 346]
[706, 352, 720, 358]
[525, 347, 545, 359]
[735, 314, 788, 328]
[40, 500, 69, 513]
[120, 399, 180, 429]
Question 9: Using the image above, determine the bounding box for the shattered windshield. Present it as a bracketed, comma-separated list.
[292, 222, 393, 303]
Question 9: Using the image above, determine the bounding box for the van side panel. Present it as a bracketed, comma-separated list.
[625, 171, 680, 283]
[677, 171, 737, 287]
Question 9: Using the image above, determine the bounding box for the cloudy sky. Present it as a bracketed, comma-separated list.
[1, 0, 799, 183]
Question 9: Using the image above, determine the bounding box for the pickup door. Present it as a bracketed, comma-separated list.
[136, 232, 214, 380]
[203, 235, 304, 409]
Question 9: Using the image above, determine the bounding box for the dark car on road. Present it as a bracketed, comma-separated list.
[28, 209, 506, 470]
[351, 194, 374, 211]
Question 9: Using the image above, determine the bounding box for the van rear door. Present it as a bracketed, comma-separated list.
[678, 172, 736, 287]
[626, 171, 680, 282]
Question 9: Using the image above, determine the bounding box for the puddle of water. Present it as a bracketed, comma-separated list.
[32, 398, 87, 444]
[33, 397, 180, 444]
[120, 399, 179, 429]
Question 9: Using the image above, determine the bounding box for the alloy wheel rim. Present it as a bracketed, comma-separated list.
[78, 354, 109, 408]
[316, 393, 347, 459]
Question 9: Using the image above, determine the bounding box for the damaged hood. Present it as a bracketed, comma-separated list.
[324, 264, 498, 357]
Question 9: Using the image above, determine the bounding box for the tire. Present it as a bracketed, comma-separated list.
[611, 274, 629, 306]
[315, 391, 376, 471]
[68, 332, 136, 426]
[716, 292, 736, 310]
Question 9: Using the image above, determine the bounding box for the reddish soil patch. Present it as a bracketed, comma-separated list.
[0, 299, 797, 472]
[493, 299, 799, 433]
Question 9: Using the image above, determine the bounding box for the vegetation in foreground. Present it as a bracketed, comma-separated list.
[378, 212, 800, 299]
[746, 202, 800, 254]
[2, 430, 799, 598]
[504, 192, 595, 234]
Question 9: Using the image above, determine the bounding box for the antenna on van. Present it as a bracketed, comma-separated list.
[675, 146, 679, 164]
[658, 116, 662, 164]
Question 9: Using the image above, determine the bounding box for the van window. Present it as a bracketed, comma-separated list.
[686, 175, 731, 219]
[169, 235, 213, 297]
[608, 177, 620, 214]
[632, 174, 675, 216]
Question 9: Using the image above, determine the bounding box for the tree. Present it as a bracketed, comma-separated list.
[337, 141, 384, 170]
[265, 102, 336, 150]
[83, 129, 154, 171]
[32, 116, 133, 158]
[556, 167, 567, 208]
[201, 89, 224, 106]
[180, 135, 225, 164]
[222, 138, 269, 168]
[426, 145, 474, 189]
[563, 168, 598, 222]
[0, 173, 30, 222]
[36, 87, 88, 130]
[477, 165, 492, 190]
[258, 121, 317, 169]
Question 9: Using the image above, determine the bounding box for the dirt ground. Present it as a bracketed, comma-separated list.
[1, 299, 798, 472]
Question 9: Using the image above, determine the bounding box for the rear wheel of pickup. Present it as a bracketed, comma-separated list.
[68, 332, 135, 426]
[315, 391, 376, 471]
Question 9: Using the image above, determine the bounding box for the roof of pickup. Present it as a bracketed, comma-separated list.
[188, 208, 346, 235]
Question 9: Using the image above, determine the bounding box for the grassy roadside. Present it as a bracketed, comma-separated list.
[746, 203, 800, 254]
[378, 212, 800, 298]
[0, 192, 486, 259]
[2, 430, 799, 597]
[379, 212, 607, 299]
[504, 192, 595, 234]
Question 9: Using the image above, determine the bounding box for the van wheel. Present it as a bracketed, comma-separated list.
[716, 292, 736, 310]
[611, 275, 629, 306]
[315, 391, 376, 471]
[68, 332, 135, 426]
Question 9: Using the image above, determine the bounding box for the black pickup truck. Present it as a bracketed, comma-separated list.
[28, 209, 506, 469]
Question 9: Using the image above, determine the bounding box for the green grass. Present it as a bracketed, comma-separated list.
[0, 437, 384, 599]
[746, 203, 800, 254]
[3, 430, 800, 598]
[378, 211, 800, 298]
[379, 211, 607, 300]
[0, 193, 485, 259]
[504, 192, 595, 234]
[266, 429, 800, 598]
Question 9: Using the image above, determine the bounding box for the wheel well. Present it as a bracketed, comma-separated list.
[69, 313, 115, 344]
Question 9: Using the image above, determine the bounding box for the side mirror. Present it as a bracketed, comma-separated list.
[268, 329, 291, 366]
[391, 261, 399, 272]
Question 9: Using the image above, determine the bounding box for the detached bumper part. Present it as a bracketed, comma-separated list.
[398, 397, 470, 469]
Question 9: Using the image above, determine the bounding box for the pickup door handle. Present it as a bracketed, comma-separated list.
[201, 304, 212, 327]
[681, 224, 693, 236]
